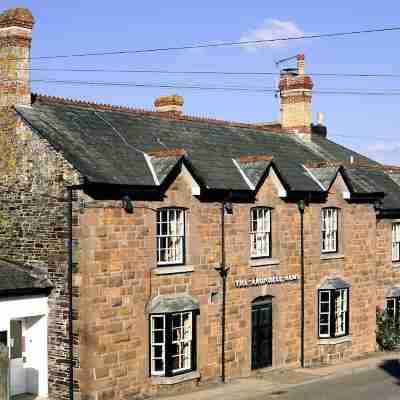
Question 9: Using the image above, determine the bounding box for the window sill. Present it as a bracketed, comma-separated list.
[319, 336, 352, 345]
[153, 265, 194, 275]
[151, 370, 200, 385]
[392, 261, 400, 268]
[320, 253, 345, 261]
[250, 258, 280, 267]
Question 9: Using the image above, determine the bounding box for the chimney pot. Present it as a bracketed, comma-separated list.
[154, 94, 184, 114]
[278, 53, 313, 134]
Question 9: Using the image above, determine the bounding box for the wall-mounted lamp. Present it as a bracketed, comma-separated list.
[223, 201, 233, 215]
[121, 195, 134, 214]
[374, 199, 383, 214]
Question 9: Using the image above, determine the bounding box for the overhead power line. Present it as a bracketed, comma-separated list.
[22, 26, 400, 60]
[26, 79, 400, 96]
[21, 67, 400, 79]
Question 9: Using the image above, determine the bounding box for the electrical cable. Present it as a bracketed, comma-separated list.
[15, 25, 400, 61]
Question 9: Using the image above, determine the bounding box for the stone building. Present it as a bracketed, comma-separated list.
[1, 6, 400, 400]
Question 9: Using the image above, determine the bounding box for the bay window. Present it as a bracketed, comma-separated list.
[321, 208, 339, 253]
[250, 207, 271, 258]
[157, 208, 185, 265]
[318, 287, 349, 338]
[150, 311, 196, 377]
[392, 223, 400, 262]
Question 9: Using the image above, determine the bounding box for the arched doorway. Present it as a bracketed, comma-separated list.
[251, 296, 273, 369]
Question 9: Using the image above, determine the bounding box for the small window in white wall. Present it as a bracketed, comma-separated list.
[250, 207, 271, 258]
[392, 223, 400, 262]
[321, 208, 338, 253]
[157, 208, 185, 265]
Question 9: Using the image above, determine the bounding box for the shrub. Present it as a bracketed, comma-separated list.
[376, 308, 400, 351]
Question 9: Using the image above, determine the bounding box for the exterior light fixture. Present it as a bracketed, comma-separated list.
[121, 195, 134, 214]
[223, 201, 233, 215]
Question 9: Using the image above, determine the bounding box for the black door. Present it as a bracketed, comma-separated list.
[251, 299, 272, 369]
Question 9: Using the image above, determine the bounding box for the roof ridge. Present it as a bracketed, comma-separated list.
[31, 93, 288, 133]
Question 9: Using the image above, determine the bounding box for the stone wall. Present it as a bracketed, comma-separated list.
[0, 111, 81, 400]
[76, 167, 379, 399]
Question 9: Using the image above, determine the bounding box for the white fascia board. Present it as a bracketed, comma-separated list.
[181, 163, 201, 196]
[232, 159, 255, 190]
[337, 170, 352, 200]
[302, 164, 326, 190]
[270, 166, 287, 198]
[144, 153, 160, 186]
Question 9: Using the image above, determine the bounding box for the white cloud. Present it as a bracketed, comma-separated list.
[363, 142, 400, 165]
[240, 19, 304, 52]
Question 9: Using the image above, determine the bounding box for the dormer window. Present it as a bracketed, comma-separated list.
[250, 207, 271, 258]
[321, 208, 338, 253]
[157, 208, 185, 265]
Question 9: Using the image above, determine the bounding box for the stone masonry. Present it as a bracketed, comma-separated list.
[0, 6, 398, 400]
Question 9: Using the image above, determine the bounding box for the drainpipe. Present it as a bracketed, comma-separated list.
[297, 199, 305, 368]
[67, 187, 74, 400]
[215, 198, 231, 383]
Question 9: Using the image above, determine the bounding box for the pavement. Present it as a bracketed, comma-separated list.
[155, 352, 400, 400]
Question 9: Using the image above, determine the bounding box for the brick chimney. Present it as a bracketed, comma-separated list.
[278, 54, 313, 134]
[0, 7, 35, 107]
[154, 95, 183, 114]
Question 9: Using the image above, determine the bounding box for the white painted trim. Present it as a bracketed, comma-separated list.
[302, 164, 326, 190]
[270, 166, 287, 198]
[144, 153, 160, 186]
[181, 164, 201, 196]
[232, 159, 255, 190]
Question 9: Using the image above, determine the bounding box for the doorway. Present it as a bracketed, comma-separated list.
[251, 297, 273, 370]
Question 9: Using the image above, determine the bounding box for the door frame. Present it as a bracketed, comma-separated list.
[251, 296, 273, 370]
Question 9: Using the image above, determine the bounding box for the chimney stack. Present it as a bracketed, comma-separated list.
[0, 8, 34, 108]
[154, 95, 183, 115]
[278, 54, 313, 134]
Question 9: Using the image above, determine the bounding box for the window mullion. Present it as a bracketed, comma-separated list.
[165, 314, 173, 377]
[330, 290, 336, 338]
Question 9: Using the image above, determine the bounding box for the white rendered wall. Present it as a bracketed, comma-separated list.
[0, 295, 48, 396]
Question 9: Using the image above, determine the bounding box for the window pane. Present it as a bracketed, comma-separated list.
[319, 324, 329, 335]
[250, 208, 271, 257]
[157, 208, 185, 264]
[153, 345, 163, 358]
[154, 358, 164, 372]
[320, 291, 330, 302]
[153, 316, 164, 330]
[319, 314, 329, 324]
[321, 208, 338, 253]
[320, 301, 329, 313]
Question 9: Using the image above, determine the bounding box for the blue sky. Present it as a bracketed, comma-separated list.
[3, 1, 400, 164]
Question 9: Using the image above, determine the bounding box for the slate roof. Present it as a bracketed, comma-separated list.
[0, 258, 52, 296]
[14, 95, 400, 212]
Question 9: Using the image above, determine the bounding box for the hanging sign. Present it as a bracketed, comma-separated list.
[234, 274, 299, 288]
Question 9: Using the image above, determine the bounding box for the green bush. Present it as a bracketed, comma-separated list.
[376, 308, 400, 350]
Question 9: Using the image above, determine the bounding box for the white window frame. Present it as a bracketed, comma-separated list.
[318, 288, 348, 338]
[157, 208, 185, 265]
[250, 207, 271, 258]
[335, 289, 347, 336]
[171, 312, 193, 374]
[150, 315, 166, 376]
[318, 290, 331, 338]
[321, 208, 338, 253]
[392, 223, 400, 262]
